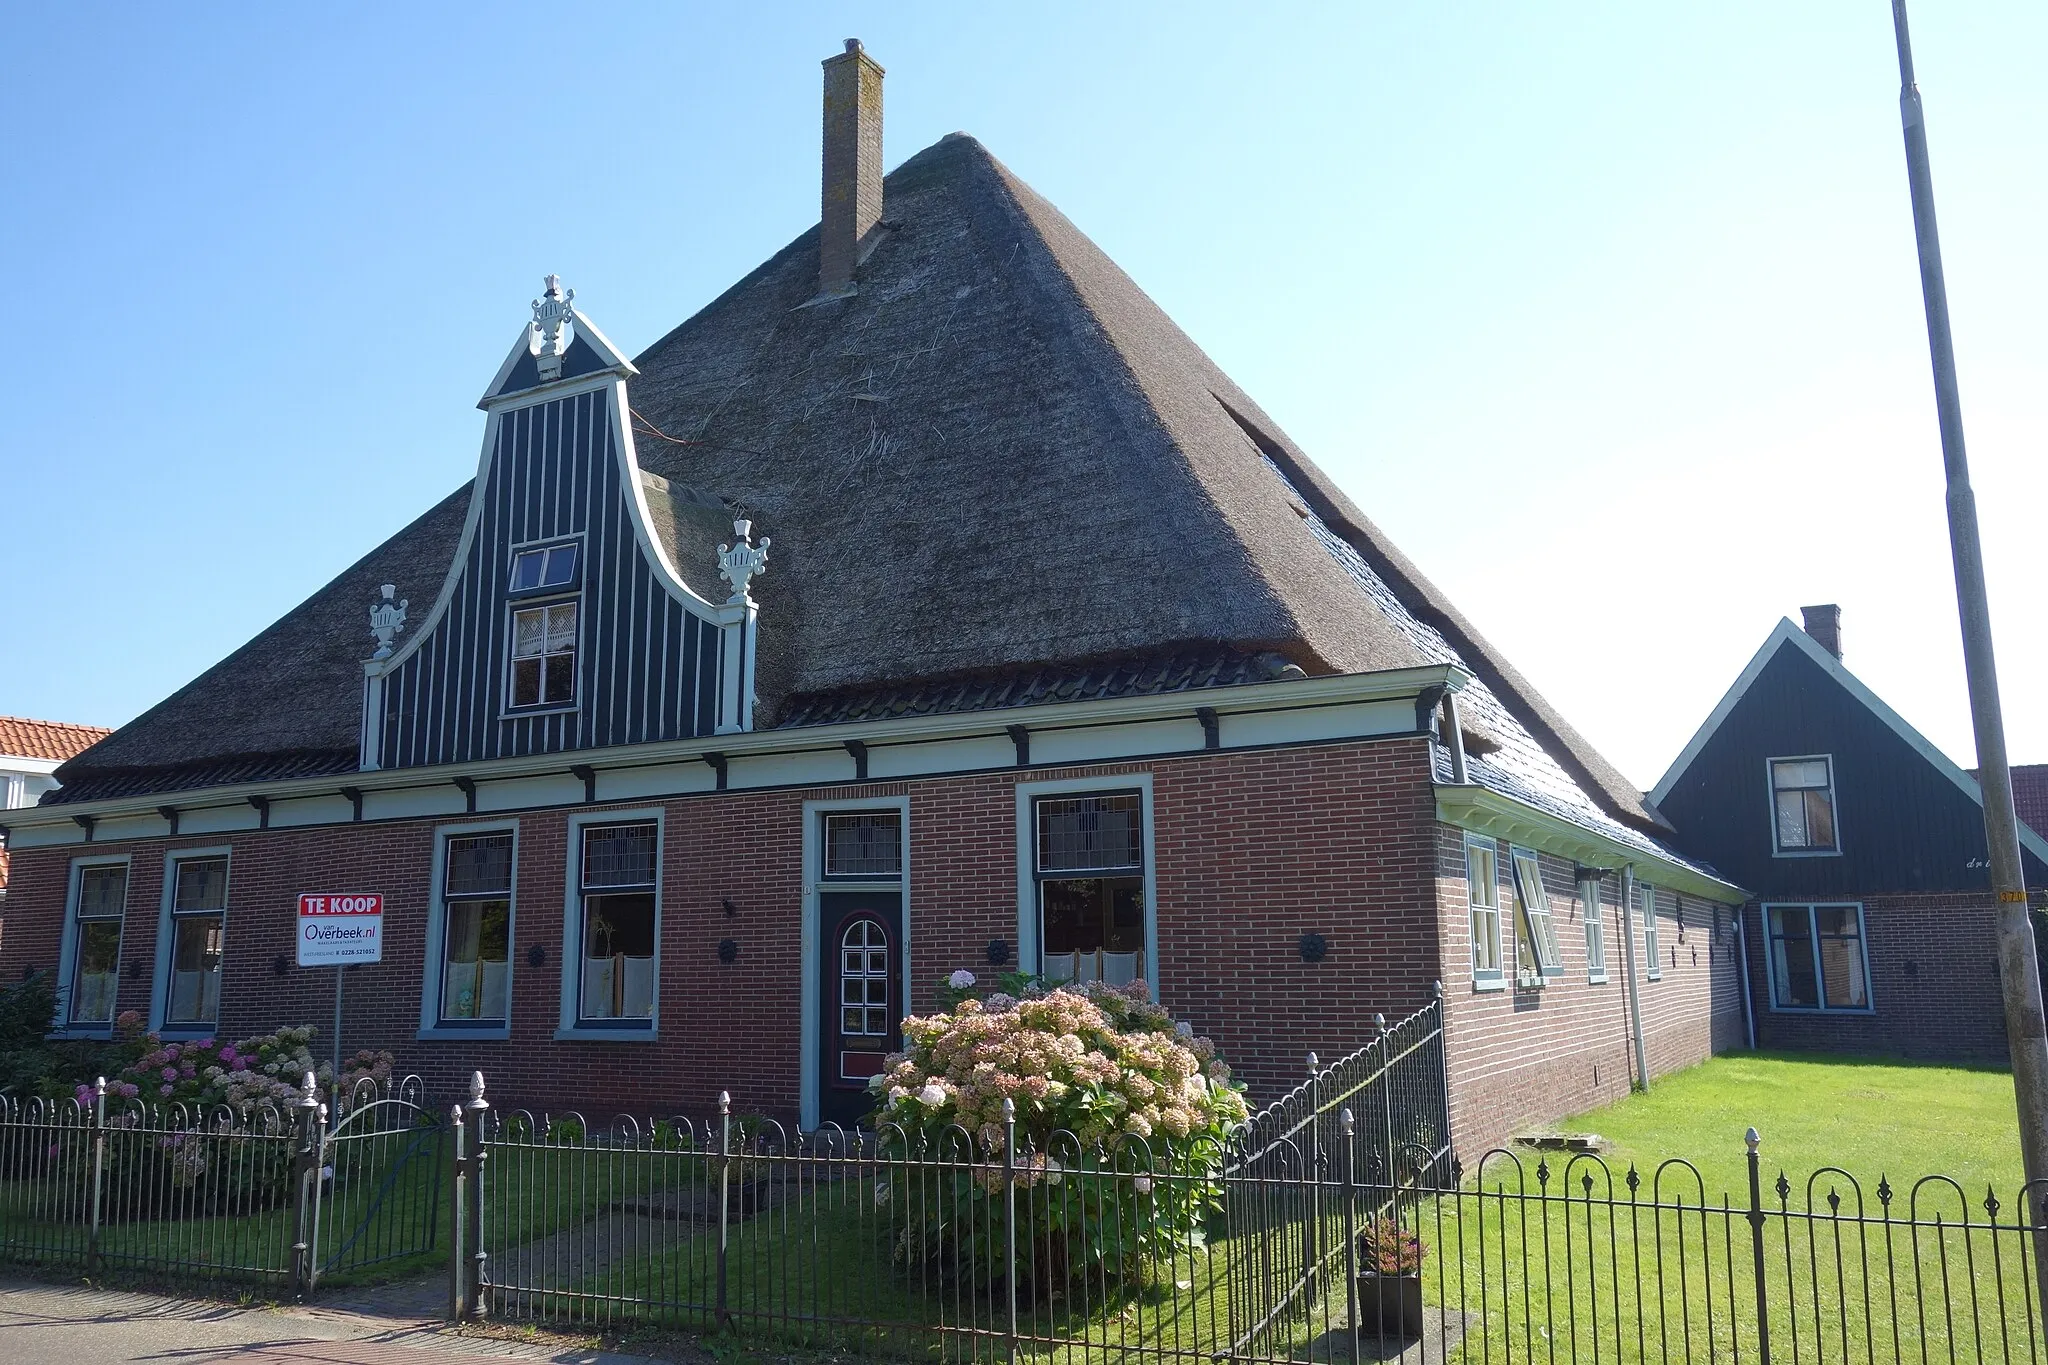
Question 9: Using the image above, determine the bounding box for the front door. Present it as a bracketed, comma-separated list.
[818, 890, 904, 1129]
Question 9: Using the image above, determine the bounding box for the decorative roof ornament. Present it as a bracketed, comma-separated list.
[716, 519, 771, 606]
[368, 584, 409, 659]
[529, 274, 577, 382]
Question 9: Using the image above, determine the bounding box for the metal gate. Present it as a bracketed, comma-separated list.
[1222, 996, 1452, 1359]
[306, 1076, 444, 1288]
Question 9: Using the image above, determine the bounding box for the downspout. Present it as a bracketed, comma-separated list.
[1620, 864, 1650, 1091]
[1440, 694, 1470, 784]
[1735, 906, 1758, 1051]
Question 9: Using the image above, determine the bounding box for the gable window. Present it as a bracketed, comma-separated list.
[1467, 836, 1503, 987]
[67, 863, 127, 1028]
[509, 600, 578, 708]
[509, 542, 580, 596]
[1581, 874, 1608, 984]
[506, 540, 581, 711]
[1510, 848, 1563, 983]
[165, 857, 228, 1029]
[1033, 792, 1146, 986]
[440, 833, 513, 1027]
[1766, 903, 1870, 1011]
[1769, 756, 1839, 855]
[823, 812, 903, 879]
[1641, 883, 1662, 981]
[576, 821, 658, 1026]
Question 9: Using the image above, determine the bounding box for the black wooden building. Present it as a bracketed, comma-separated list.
[1653, 607, 2048, 1060]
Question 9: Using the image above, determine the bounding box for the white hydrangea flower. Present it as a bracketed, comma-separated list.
[918, 1082, 948, 1107]
[948, 969, 977, 989]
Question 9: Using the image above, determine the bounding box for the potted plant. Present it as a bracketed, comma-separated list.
[1355, 1216, 1425, 1337]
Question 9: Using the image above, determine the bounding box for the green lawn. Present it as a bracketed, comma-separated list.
[1553, 1051, 2028, 1204]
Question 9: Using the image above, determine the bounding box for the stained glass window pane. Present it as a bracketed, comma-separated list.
[1037, 793, 1143, 873]
[172, 858, 227, 913]
[446, 835, 513, 897]
[582, 824, 657, 888]
[77, 865, 127, 918]
[824, 813, 902, 878]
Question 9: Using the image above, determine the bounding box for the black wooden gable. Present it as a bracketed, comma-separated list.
[1653, 621, 2048, 897]
[361, 294, 752, 772]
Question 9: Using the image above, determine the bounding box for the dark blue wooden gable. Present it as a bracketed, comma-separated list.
[1656, 630, 2048, 898]
[364, 374, 737, 771]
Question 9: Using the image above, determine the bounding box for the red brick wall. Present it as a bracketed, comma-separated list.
[1741, 893, 2008, 1061]
[1434, 827, 1747, 1156]
[0, 739, 1448, 1118]
[2, 739, 1744, 1150]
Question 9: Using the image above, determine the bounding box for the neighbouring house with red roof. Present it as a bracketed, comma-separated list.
[1, 715, 114, 897]
[0, 43, 1750, 1154]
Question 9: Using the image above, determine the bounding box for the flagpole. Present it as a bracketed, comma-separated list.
[1887, 0, 2048, 1267]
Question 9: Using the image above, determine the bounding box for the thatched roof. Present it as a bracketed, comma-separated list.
[52, 133, 1664, 833]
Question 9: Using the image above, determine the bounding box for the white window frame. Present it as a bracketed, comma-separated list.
[557, 807, 663, 1040]
[800, 794, 912, 1132]
[502, 534, 585, 717]
[1767, 754, 1843, 858]
[1581, 874, 1608, 984]
[1641, 882, 1663, 981]
[420, 820, 519, 1040]
[1013, 774, 1157, 1001]
[150, 847, 232, 1037]
[56, 854, 130, 1037]
[1466, 834, 1505, 991]
[1508, 847, 1564, 984]
[1763, 902, 1875, 1013]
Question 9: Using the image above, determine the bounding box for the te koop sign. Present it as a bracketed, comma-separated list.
[297, 893, 384, 967]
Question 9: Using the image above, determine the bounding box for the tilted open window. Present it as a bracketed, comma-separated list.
[1510, 848, 1563, 982]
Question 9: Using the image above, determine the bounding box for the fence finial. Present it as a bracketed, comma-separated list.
[1374, 1012, 1388, 1034]
[298, 1071, 320, 1109]
[718, 1090, 731, 1115]
[1306, 1051, 1319, 1072]
[1433, 978, 1444, 999]
[1340, 1108, 1355, 1137]
[1745, 1126, 1761, 1154]
[467, 1071, 489, 1110]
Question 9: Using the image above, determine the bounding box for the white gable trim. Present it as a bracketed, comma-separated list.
[478, 307, 638, 410]
[1649, 618, 2048, 867]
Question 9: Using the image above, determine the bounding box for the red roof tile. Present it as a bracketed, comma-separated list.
[0, 715, 113, 763]
[2012, 764, 2048, 844]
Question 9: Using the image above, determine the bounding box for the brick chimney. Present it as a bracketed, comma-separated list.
[1801, 604, 1843, 661]
[819, 38, 884, 298]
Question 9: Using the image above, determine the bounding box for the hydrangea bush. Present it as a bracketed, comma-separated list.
[62, 1015, 398, 1209]
[77, 1014, 394, 1116]
[871, 975, 1248, 1291]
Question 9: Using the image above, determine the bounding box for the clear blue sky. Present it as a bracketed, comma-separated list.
[5, 3, 2043, 788]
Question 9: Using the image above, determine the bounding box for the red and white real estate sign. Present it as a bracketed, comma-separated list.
[297, 893, 385, 967]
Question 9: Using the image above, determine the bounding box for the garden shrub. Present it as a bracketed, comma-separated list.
[871, 976, 1248, 1294]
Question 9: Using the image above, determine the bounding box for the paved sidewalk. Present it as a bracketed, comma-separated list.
[0, 1278, 665, 1365]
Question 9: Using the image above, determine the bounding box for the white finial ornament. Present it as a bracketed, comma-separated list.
[529, 274, 577, 381]
[716, 518, 771, 606]
[369, 583, 408, 659]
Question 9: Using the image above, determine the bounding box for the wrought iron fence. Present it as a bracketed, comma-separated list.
[0, 1073, 442, 1293]
[454, 1079, 2048, 1363]
[9, 1038, 2047, 1363]
[1226, 997, 1452, 1358]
